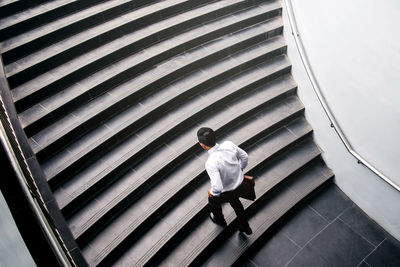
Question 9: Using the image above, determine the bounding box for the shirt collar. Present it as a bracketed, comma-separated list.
[208, 143, 219, 155]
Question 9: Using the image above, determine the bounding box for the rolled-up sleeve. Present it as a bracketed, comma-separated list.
[205, 161, 223, 196]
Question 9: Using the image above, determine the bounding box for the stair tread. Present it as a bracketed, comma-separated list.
[56, 76, 297, 222]
[81, 116, 313, 266]
[5, 0, 250, 79]
[30, 36, 287, 158]
[0, 0, 19, 8]
[8, 0, 186, 94]
[1, 0, 176, 54]
[42, 42, 288, 183]
[15, 0, 280, 123]
[18, 13, 282, 131]
[0, 0, 77, 31]
[65, 91, 301, 241]
[161, 153, 331, 266]
[51, 63, 294, 213]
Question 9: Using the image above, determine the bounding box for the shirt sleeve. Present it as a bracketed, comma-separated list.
[205, 160, 223, 196]
[236, 144, 248, 170]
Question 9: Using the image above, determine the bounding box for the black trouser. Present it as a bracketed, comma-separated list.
[208, 184, 249, 228]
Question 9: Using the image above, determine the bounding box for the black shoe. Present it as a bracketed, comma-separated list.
[239, 225, 252, 235]
[209, 212, 227, 227]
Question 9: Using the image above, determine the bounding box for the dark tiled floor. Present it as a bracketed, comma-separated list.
[246, 182, 400, 267]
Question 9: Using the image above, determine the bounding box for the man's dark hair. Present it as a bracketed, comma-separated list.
[197, 127, 216, 147]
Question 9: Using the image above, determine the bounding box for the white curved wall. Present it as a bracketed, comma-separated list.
[282, 0, 400, 240]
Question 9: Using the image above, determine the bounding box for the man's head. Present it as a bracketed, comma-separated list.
[197, 127, 216, 150]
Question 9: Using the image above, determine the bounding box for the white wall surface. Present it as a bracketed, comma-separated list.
[282, 0, 400, 240]
[0, 191, 35, 267]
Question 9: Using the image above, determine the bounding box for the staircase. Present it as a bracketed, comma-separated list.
[0, 1, 333, 266]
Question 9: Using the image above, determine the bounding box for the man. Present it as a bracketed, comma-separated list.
[197, 127, 252, 235]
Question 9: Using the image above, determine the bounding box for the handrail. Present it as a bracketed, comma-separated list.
[0, 123, 72, 267]
[283, 0, 400, 192]
[0, 57, 79, 265]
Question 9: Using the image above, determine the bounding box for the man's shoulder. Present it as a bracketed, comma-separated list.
[220, 140, 236, 149]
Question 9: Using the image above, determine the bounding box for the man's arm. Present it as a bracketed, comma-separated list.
[205, 161, 223, 197]
[236, 145, 248, 170]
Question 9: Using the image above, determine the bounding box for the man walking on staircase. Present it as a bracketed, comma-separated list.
[197, 127, 252, 235]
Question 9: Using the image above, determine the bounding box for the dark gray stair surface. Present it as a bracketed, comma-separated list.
[0, 0, 357, 266]
[39, 29, 287, 181]
[19, 1, 282, 145]
[236, 181, 400, 267]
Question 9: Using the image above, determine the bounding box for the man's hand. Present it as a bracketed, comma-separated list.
[208, 189, 213, 198]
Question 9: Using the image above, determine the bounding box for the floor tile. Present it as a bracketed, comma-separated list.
[339, 205, 387, 247]
[309, 219, 374, 267]
[287, 244, 333, 267]
[307, 184, 351, 222]
[365, 237, 400, 267]
[250, 232, 300, 267]
[281, 205, 328, 247]
[357, 261, 370, 267]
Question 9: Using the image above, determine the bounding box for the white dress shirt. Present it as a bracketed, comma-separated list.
[205, 141, 248, 196]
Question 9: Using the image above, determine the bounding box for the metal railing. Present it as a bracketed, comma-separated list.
[0, 58, 76, 266]
[283, 0, 400, 192]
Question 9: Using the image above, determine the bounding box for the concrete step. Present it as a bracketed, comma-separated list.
[0, 0, 51, 20]
[42, 37, 288, 190]
[0, 0, 104, 42]
[81, 116, 313, 266]
[64, 92, 302, 245]
[5, 0, 241, 90]
[57, 73, 298, 223]
[4, 0, 255, 81]
[30, 34, 287, 166]
[1, 0, 175, 66]
[49, 57, 293, 218]
[16, 0, 281, 132]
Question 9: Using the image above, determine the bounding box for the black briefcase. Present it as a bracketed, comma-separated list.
[240, 175, 256, 201]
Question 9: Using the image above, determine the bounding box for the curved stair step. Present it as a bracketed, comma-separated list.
[52, 69, 296, 218]
[6, 0, 252, 90]
[0, 0, 104, 42]
[65, 93, 303, 244]
[81, 116, 313, 266]
[0, 0, 51, 20]
[19, 15, 283, 139]
[43, 47, 289, 189]
[1, 0, 178, 67]
[31, 36, 287, 163]
[16, 0, 281, 129]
